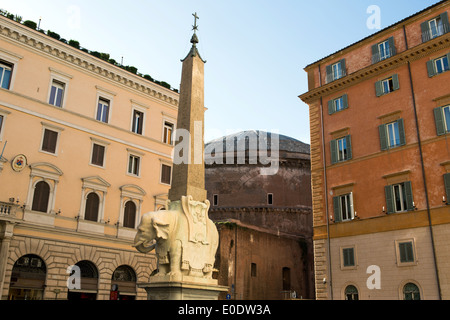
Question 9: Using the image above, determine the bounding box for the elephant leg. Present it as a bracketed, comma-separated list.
[168, 240, 182, 276]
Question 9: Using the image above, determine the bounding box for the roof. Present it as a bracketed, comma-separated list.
[305, 0, 448, 69]
[205, 130, 310, 154]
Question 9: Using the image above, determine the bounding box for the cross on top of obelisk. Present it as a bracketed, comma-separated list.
[192, 12, 199, 33]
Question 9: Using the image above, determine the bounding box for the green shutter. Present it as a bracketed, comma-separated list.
[326, 65, 332, 82]
[342, 94, 349, 110]
[330, 139, 338, 164]
[333, 196, 342, 222]
[392, 74, 400, 91]
[447, 53, 450, 71]
[397, 118, 406, 146]
[404, 181, 414, 211]
[388, 36, 396, 56]
[372, 43, 380, 64]
[345, 135, 352, 160]
[441, 11, 449, 34]
[444, 173, 450, 203]
[427, 60, 437, 77]
[385, 185, 395, 214]
[421, 21, 430, 42]
[379, 124, 388, 151]
[340, 59, 346, 77]
[375, 80, 383, 97]
[328, 99, 335, 115]
[434, 107, 446, 135]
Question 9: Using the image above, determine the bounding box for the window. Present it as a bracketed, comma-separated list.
[427, 54, 450, 77]
[128, 154, 140, 176]
[160, 164, 172, 185]
[330, 135, 352, 164]
[398, 241, 415, 263]
[49, 80, 65, 107]
[84, 192, 100, 222]
[375, 74, 399, 96]
[0, 115, 4, 138]
[91, 144, 105, 167]
[251, 263, 257, 277]
[421, 12, 449, 42]
[41, 129, 59, 154]
[326, 59, 346, 83]
[342, 247, 355, 267]
[163, 121, 174, 144]
[333, 193, 354, 222]
[267, 193, 273, 205]
[123, 201, 136, 229]
[328, 94, 349, 114]
[132, 110, 144, 135]
[444, 173, 450, 203]
[403, 283, 420, 300]
[96, 98, 110, 123]
[0, 61, 12, 89]
[379, 119, 406, 150]
[213, 194, 218, 206]
[345, 285, 359, 300]
[434, 105, 450, 135]
[385, 181, 414, 214]
[372, 37, 396, 64]
[31, 181, 50, 213]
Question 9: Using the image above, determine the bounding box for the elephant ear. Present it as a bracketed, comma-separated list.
[152, 216, 170, 240]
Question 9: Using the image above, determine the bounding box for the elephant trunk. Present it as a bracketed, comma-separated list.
[133, 240, 156, 253]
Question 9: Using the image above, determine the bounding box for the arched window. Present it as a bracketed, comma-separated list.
[67, 260, 98, 300]
[345, 285, 359, 300]
[31, 181, 50, 213]
[403, 283, 420, 300]
[123, 201, 136, 228]
[9, 254, 46, 300]
[111, 265, 137, 300]
[85, 192, 99, 222]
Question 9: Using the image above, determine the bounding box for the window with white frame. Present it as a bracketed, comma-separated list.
[128, 154, 141, 176]
[378, 39, 391, 61]
[333, 193, 354, 222]
[434, 105, 450, 135]
[385, 181, 414, 214]
[48, 80, 65, 107]
[0, 108, 10, 142]
[427, 54, 450, 77]
[332, 62, 343, 81]
[132, 109, 144, 135]
[0, 61, 12, 90]
[386, 121, 401, 147]
[0, 48, 22, 91]
[163, 121, 174, 145]
[39, 123, 64, 155]
[79, 176, 110, 223]
[96, 98, 110, 123]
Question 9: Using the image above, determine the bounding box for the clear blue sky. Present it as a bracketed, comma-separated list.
[1, 0, 442, 143]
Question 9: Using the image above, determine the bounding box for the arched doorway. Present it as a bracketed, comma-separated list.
[8, 254, 46, 300]
[67, 260, 98, 300]
[111, 265, 137, 300]
[344, 285, 359, 300]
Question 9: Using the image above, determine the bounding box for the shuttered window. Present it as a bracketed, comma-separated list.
[161, 164, 172, 185]
[123, 201, 136, 229]
[375, 74, 400, 97]
[325, 59, 346, 83]
[427, 53, 450, 77]
[91, 144, 105, 167]
[41, 129, 58, 154]
[330, 135, 352, 164]
[433, 105, 450, 136]
[333, 193, 354, 222]
[328, 94, 349, 115]
[444, 173, 450, 203]
[385, 181, 414, 214]
[421, 12, 450, 42]
[372, 37, 396, 64]
[342, 248, 355, 267]
[85, 192, 100, 222]
[31, 181, 50, 213]
[399, 241, 415, 263]
[379, 119, 406, 150]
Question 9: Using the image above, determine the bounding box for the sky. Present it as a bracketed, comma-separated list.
[0, 0, 442, 144]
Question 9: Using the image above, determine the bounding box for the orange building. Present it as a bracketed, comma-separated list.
[0, 13, 178, 299]
[300, 0, 450, 300]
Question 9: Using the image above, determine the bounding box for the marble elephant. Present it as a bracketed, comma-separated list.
[133, 196, 219, 279]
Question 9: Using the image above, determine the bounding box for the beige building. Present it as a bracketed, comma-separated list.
[0, 14, 179, 300]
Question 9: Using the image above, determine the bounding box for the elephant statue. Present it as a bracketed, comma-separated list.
[133, 195, 218, 279]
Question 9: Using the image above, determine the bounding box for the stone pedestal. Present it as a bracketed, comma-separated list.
[138, 275, 228, 300]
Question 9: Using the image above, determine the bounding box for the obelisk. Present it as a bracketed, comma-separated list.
[168, 12, 207, 203]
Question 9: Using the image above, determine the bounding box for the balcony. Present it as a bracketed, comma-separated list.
[0, 201, 18, 218]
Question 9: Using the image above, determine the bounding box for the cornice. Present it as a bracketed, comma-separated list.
[299, 33, 450, 104]
[0, 16, 179, 109]
[209, 205, 312, 214]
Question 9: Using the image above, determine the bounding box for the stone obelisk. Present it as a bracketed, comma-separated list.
[168, 12, 207, 203]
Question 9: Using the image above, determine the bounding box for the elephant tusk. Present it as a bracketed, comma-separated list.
[133, 240, 157, 253]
